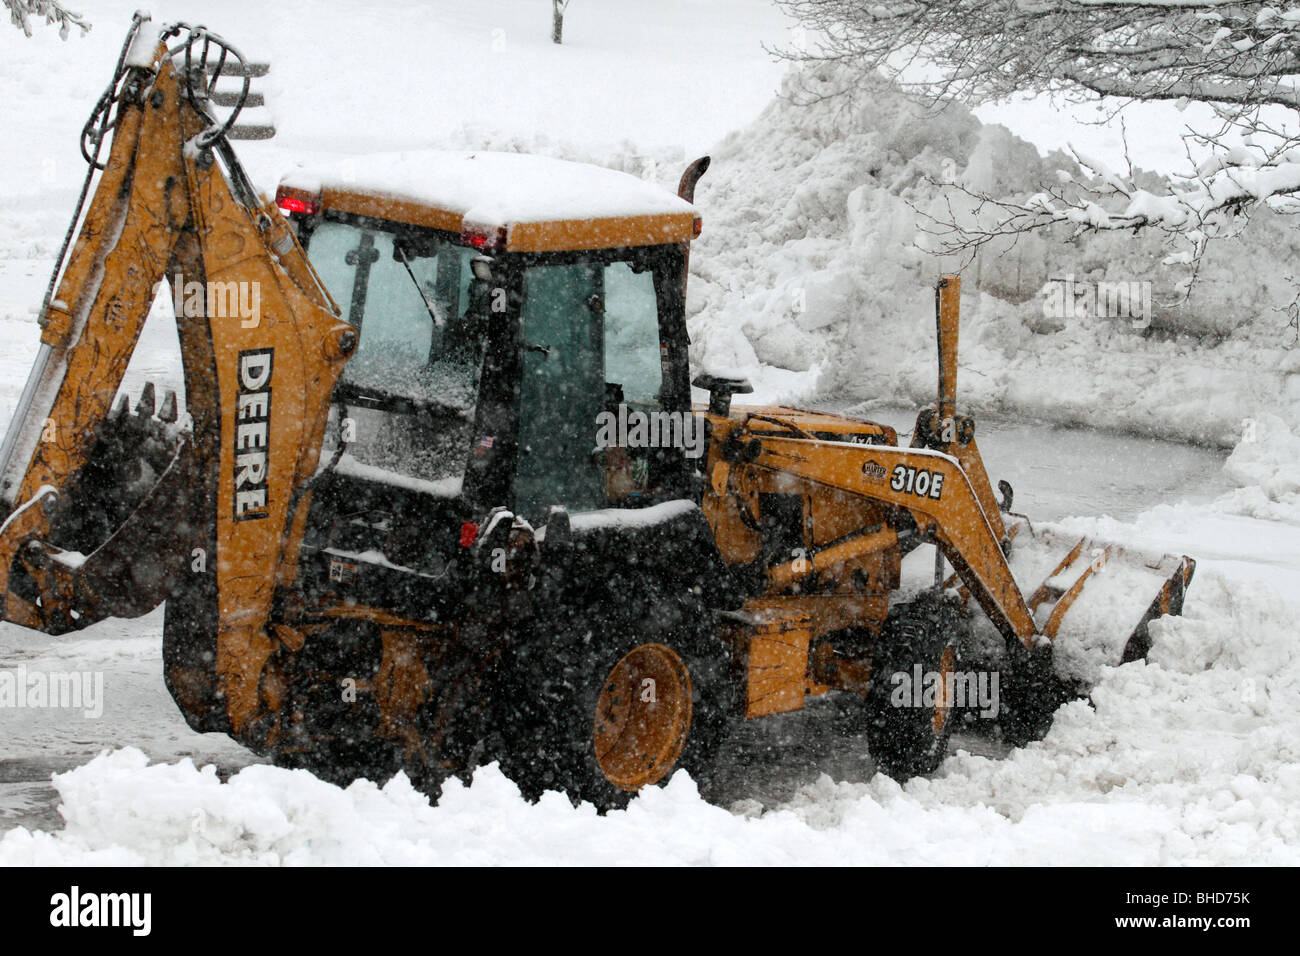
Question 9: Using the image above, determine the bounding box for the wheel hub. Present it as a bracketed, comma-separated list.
[593, 643, 693, 792]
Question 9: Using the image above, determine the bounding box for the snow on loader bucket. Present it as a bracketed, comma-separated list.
[935, 515, 1197, 740]
[1002, 527, 1195, 682]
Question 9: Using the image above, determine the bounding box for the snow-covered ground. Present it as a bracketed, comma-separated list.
[1, 1, 1298, 865]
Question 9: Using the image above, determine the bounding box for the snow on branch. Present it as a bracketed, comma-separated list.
[915, 137, 1300, 294]
[4, 0, 89, 39]
[778, 0, 1300, 275]
[776, 1, 1300, 107]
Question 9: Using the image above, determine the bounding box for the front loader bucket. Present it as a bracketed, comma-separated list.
[1005, 524, 1196, 685]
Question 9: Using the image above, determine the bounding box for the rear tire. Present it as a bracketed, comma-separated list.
[270, 620, 402, 787]
[860, 594, 963, 780]
[494, 586, 733, 812]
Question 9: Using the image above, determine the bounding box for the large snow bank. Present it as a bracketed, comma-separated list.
[686, 67, 1300, 446]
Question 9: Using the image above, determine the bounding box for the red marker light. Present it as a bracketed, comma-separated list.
[459, 521, 479, 547]
[459, 225, 508, 252]
[692, 216, 703, 238]
[274, 186, 321, 216]
[276, 195, 318, 215]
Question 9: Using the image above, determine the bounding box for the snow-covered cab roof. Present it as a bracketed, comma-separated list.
[276, 151, 700, 253]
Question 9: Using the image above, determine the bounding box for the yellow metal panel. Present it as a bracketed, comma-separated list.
[720, 600, 815, 718]
[507, 212, 697, 252]
[320, 188, 464, 234]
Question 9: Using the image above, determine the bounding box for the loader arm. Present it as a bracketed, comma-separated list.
[0, 18, 356, 743]
[705, 273, 1195, 671]
[718, 433, 1040, 648]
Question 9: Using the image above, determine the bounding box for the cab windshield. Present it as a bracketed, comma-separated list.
[306, 220, 484, 411]
[303, 219, 487, 485]
[303, 217, 685, 508]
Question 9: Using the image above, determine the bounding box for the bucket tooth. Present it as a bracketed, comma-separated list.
[159, 390, 178, 423]
[110, 394, 130, 421]
[136, 382, 155, 418]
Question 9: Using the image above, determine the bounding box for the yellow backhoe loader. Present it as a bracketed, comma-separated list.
[0, 16, 1195, 809]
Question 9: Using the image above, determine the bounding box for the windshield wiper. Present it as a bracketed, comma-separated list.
[395, 243, 446, 329]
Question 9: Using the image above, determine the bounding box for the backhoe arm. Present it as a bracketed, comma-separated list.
[0, 18, 355, 744]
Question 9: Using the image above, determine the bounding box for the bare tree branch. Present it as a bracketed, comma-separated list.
[776, 0, 1300, 271]
[4, 0, 89, 38]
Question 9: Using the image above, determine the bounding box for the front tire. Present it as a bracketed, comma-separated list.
[860, 594, 963, 779]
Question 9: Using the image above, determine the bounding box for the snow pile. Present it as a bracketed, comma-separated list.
[1187, 412, 1300, 523]
[1224, 414, 1300, 501]
[686, 66, 1300, 445]
[909, 568, 1300, 865]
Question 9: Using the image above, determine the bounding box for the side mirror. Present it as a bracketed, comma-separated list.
[693, 372, 752, 418]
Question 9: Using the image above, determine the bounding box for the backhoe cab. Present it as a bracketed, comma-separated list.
[0, 17, 1195, 810]
[273, 150, 704, 526]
